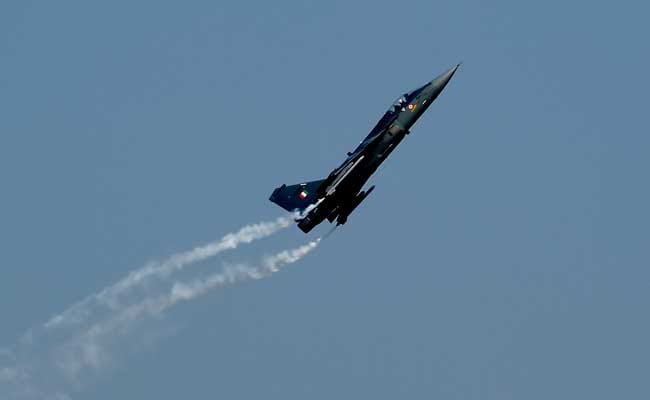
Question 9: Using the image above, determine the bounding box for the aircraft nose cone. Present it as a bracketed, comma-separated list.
[435, 64, 460, 86]
[426, 63, 460, 101]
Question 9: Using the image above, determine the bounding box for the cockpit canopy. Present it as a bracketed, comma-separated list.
[351, 83, 431, 155]
[387, 94, 408, 113]
[387, 84, 428, 114]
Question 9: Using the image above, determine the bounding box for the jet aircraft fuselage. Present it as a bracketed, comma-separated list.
[270, 64, 460, 233]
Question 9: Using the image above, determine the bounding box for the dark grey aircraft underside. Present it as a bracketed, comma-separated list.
[270, 64, 460, 233]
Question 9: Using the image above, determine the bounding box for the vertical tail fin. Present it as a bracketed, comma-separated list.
[269, 179, 325, 212]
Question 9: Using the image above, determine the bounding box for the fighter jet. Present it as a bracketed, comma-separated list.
[269, 64, 460, 233]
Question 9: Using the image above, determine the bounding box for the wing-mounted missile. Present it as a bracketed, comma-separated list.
[336, 185, 375, 226]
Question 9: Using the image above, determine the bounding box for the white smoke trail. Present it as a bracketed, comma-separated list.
[169, 238, 320, 303]
[34, 240, 320, 393]
[44, 215, 297, 331]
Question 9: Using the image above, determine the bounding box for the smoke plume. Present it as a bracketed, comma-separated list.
[52, 239, 320, 388]
[44, 215, 296, 331]
[0, 214, 322, 400]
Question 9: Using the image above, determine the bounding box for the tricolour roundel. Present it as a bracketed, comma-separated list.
[299, 190, 309, 200]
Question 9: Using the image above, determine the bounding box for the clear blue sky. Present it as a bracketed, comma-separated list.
[1, 1, 649, 399]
